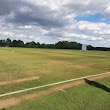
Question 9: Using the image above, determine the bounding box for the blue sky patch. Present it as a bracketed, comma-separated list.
[75, 13, 110, 23]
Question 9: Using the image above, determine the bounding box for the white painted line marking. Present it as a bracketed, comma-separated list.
[0, 72, 110, 98]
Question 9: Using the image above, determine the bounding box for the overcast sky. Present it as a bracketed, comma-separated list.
[0, 0, 110, 47]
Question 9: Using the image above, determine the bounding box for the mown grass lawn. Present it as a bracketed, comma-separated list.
[0, 47, 110, 93]
[0, 47, 110, 109]
[0, 47, 110, 82]
[8, 77, 110, 110]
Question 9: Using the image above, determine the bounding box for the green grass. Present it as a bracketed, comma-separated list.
[0, 47, 110, 81]
[0, 47, 110, 93]
[0, 47, 110, 109]
[8, 77, 110, 110]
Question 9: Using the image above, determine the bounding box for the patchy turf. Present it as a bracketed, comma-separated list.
[0, 47, 110, 109]
[7, 77, 110, 110]
[0, 77, 39, 86]
[0, 72, 110, 109]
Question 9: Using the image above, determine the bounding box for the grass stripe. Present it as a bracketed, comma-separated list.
[0, 72, 110, 98]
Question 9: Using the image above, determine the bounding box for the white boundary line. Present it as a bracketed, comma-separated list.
[0, 72, 110, 98]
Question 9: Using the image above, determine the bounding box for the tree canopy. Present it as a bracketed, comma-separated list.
[0, 38, 109, 51]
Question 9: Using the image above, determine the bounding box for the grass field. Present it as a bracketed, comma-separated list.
[0, 47, 110, 109]
[8, 77, 110, 110]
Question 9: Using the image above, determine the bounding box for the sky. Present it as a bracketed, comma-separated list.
[0, 0, 110, 47]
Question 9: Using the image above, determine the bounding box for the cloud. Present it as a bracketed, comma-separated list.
[0, 0, 110, 47]
[105, 6, 110, 15]
[2, 0, 69, 28]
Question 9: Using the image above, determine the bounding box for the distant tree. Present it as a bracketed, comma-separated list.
[55, 41, 81, 49]
[36, 42, 40, 48]
[39, 43, 48, 48]
[17, 40, 24, 47]
[0, 39, 6, 47]
[87, 45, 94, 50]
[0, 40, 2, 46]
[30, 41, 37, 48]
[11, 40, 19, 47]
[25, 41, 37, 48]
[0, 38, 109, 51]
[25, 42, 30, 48]
[47, 44, 55, 48]
[6, 38, 11, 47]
[0, 40, 3, 46]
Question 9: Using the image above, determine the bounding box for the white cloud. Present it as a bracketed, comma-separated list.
[105, 5, 110, 15]
[0, 0, 110, 47]
[18, 25, 32, 29]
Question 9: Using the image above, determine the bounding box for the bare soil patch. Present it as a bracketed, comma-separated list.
[0, 73, 110, 109]
[0, 98, 20, 109]
[0, 77, 39, 86]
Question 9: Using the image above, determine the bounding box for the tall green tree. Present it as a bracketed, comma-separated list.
[6, 38, 11, 47]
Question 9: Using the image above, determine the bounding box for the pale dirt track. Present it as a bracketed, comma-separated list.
[0, 73, 110, 109]
[0, 77, 39, 86]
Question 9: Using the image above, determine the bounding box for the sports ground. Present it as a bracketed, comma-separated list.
[0, 47, 110, 110]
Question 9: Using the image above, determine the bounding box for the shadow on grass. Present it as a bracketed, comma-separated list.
[84, 78, 110, 93]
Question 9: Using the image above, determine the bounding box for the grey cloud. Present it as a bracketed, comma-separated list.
[63, 0, 109, 16]
[0, 0, 68, 28]
[0, 0, 25, 15]
[0, 0, 110, 47]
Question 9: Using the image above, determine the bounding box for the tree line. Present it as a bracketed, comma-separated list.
[0, 38, 110, 51]
[0, 38, 82, 49]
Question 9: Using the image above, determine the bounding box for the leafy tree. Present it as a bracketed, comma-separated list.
[25, 41, 37, 48]
[0, 39, 6, 46]
[55, 41, 81, 49]
[0, 38, 109, 51]
[6, 38, 11, 47]
[11, 40, 19, 47]
[17, 40, 24, 47]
